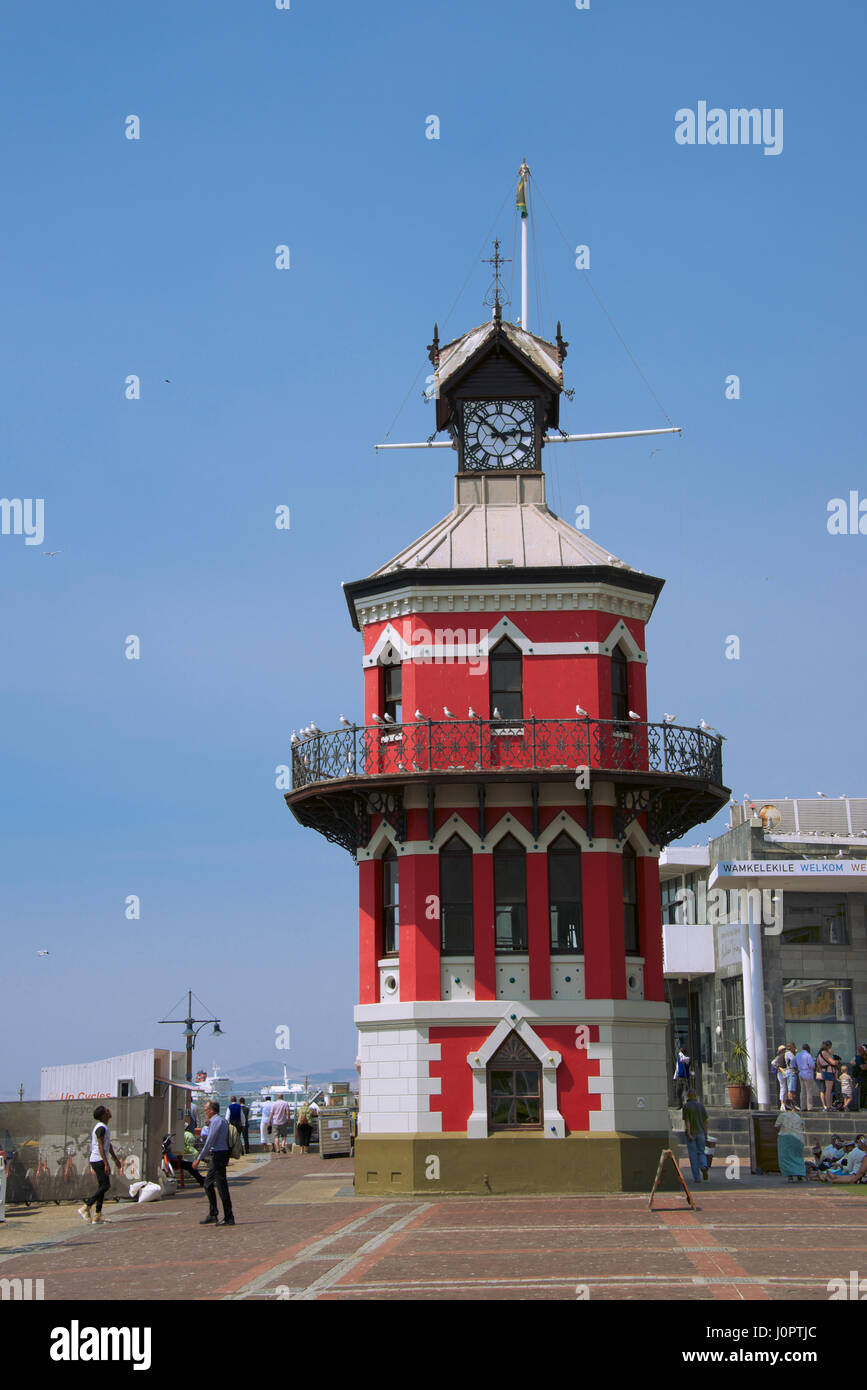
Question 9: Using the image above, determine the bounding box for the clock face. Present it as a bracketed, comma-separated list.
[462, 399, 536, 470]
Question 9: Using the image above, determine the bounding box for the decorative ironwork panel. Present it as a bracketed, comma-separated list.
[289, 717, 723, 790]
[491, 1031, 537, 1064]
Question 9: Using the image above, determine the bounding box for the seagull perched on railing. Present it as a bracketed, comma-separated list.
[575, 704, 588, 717]
[469, 706, 478, 718]
[628, 710, 641, 721]
[371, 713, 384, 724]
[290, 731, 299, 745]
[309, 722, 321, 734]
[443, 706, 456, 718]
[339, 715, 353, 727]
[663, 712, 677, 723]
[414, 709, 425, 720]
[699, 719, 718, 734]
[383, 713, 395, 723]
[492, 707, 502, 720]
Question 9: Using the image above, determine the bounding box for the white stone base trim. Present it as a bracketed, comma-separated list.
[357, 1024, 442, 1135]
[587, 1021, 669, 1131]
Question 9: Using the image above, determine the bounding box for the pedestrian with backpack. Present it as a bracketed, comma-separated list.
[673, 1047, 691, 1106]
[192, 1100, 235, 1226]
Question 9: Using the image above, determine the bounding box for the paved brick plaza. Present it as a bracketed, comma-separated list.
[1, 1152, 864, 1301]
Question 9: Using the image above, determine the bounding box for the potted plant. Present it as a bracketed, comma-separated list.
[725, 1039, 752, 1109]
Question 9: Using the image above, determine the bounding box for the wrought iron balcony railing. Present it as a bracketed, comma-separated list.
[289, 717, 723, 792]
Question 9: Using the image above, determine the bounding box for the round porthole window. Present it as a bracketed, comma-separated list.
[383, 974, 398, 995]
[627, 974, 638, 991]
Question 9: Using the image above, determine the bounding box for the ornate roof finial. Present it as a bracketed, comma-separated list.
[482, 239, 511, 323]
[427, 323, 439, 365]
[556, 320, 569, 362]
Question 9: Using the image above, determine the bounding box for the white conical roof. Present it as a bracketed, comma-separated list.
[373, 472, 632, 574]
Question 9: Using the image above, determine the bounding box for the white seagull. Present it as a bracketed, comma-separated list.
[492, 707, 502, 720]
[468, 706, 478, 718]
[575, 704, 588, 717]
[309, 722, 320, 734]
[443, 706, 456, 718]
[628, 710, 641, 721]
[371, 713, 384, 724]
[699, 719, 717, 734]
[414, 709, 425, 720]
[339, 715, 353, 727]
[37, 949, 50, 957]
[663, 712, 677, 723]
[383, 713, 395, 723]
[290, 731, 299, 744]
[817, 791, 826, 797]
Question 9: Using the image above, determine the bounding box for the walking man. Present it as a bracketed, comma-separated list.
[192, 1100, 235, 1226]
[239, 1098, 250, 1155]
[78, 1105, 123, 1225]
[269, 1094, 290, 1154]
[682, 1089, 710, 1184]
[673, 1047, 691, 1106]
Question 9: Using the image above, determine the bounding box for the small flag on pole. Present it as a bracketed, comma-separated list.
[516, 162, 529, 218]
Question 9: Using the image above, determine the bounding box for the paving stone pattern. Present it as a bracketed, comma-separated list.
[1, 1149, 865, 1301]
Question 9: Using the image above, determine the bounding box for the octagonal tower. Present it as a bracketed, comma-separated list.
[285, 304, 728, 1194]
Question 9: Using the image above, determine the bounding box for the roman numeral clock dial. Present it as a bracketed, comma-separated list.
[462, 399, 536, 470]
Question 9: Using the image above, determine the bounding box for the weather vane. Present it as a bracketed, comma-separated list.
[482, 238, 511, 318]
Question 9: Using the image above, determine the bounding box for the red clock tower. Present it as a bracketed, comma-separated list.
[285, 293, 727, 1195]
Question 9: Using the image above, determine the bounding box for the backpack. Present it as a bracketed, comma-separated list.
[226, 1122, 243, 1159]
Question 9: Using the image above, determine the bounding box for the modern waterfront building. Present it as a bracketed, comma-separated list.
[659, 797, 867, 1106]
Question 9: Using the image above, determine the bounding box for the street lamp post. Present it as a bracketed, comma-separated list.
[159, 990, 224, 1085]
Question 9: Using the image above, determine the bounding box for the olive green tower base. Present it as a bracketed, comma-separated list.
[355, 1132, 678, 1197]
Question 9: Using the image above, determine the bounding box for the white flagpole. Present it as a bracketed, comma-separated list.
[519, 162, 529, 331]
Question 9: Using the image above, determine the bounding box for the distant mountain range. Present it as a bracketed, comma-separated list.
[224, 1060, 358, 1090]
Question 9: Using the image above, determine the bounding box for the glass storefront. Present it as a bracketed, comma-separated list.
[783, 978, 855, 1062]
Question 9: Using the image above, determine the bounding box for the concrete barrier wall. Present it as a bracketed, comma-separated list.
[0, 1097, 151, 1204]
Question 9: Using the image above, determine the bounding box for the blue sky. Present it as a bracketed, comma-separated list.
[2, 0, 865, 1097]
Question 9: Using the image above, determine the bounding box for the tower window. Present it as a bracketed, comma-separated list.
[548, 832, 583, 952]
[622, 843, 639, 954]
[487, 1031, 542, 1130]
[494, 832, 527, 951]
[440, 835, 474, 954]
[490, 637, 522, 721]
[384, 664, 402, 724]
[611, 645, 629, 725]
[382, 845, 399, 955]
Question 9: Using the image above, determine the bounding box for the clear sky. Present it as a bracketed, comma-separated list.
[2, 1, 864, 1098]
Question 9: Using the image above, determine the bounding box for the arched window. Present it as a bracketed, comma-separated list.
[622, 842, 639, 954]
[548, 832, 583, 952]
[494, 832, 527, 951]
[440, 835, 473, 954]
[382, 845, 399, 956]
[490, 637, 522, 721]
[611, 644, 629, 725]
[487, 1031, 542, 1130]
[383, 662, 402, 724]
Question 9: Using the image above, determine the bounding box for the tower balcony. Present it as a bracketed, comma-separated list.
[284, 717, 728, 853]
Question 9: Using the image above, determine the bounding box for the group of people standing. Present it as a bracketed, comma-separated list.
[771, 1041, 865, 1112]
[257, 1094, 314, 1153]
